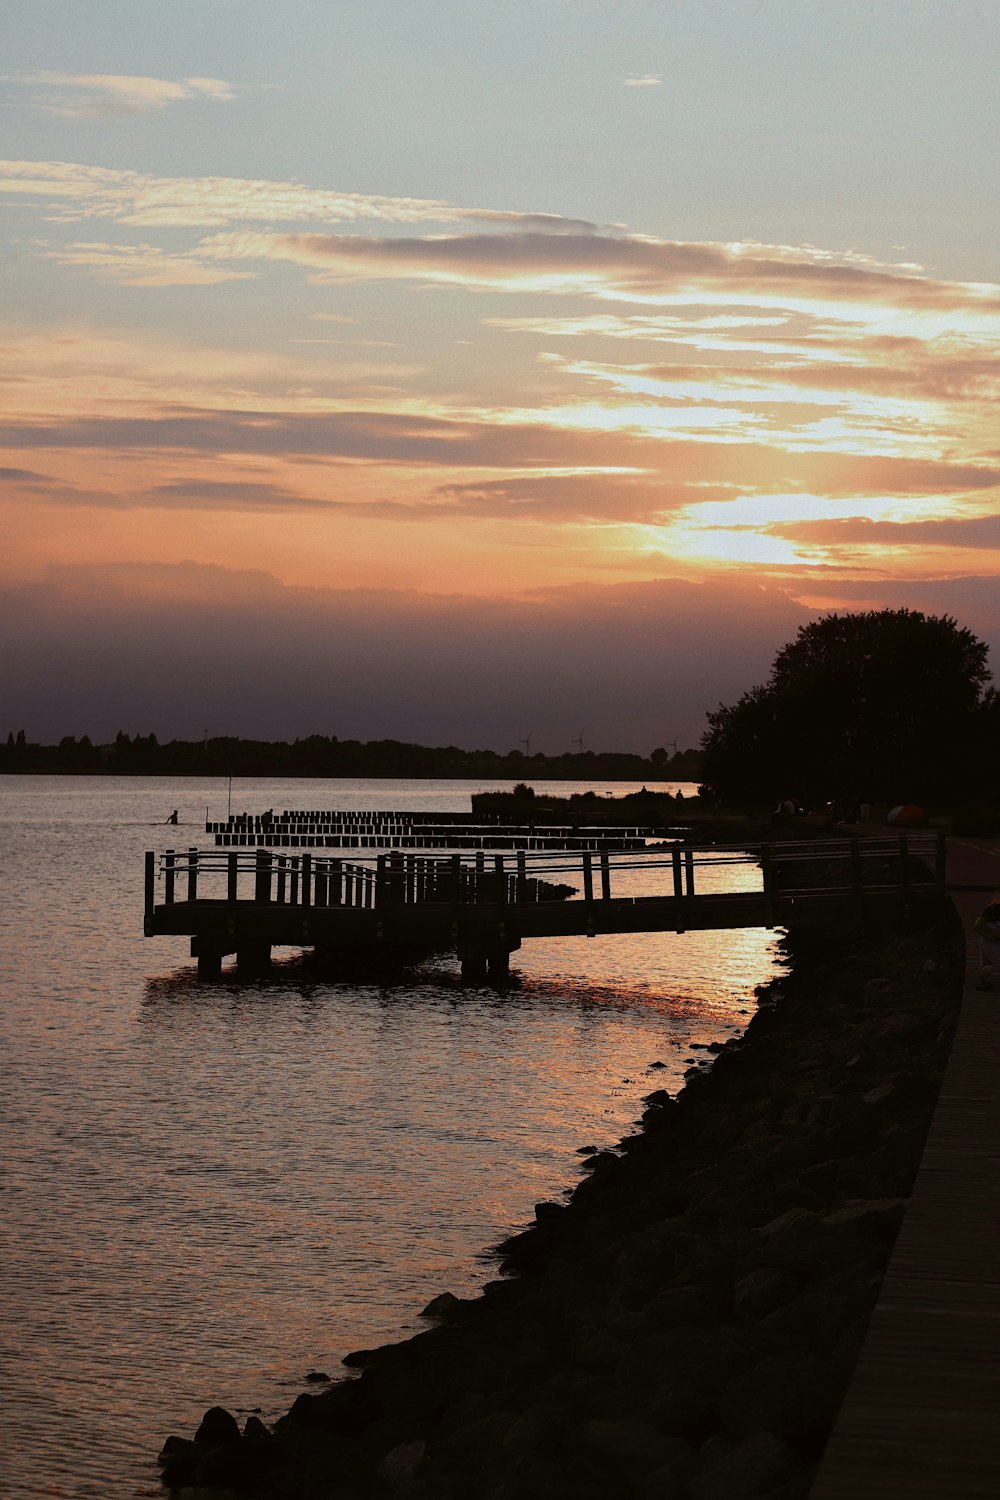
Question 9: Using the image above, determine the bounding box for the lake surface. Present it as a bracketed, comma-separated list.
[0, 776, 784, 1499]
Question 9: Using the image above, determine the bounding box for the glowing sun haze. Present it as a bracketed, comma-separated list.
[3, 0, 999, 751]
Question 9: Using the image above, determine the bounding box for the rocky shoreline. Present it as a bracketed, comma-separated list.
[160, 909, 962, 1500]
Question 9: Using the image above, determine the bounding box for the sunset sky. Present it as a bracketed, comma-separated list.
[3, 0, 999, 752]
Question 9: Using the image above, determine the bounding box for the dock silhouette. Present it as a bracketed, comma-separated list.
[144, 832, 946, 980]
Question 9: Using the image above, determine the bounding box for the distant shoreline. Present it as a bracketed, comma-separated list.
[0, 768, 700, 780]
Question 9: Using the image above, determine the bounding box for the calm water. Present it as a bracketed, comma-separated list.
[0, 776, 784, 1499]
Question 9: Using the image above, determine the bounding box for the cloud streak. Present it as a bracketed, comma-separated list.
[0, 159, 600, 230]
[3, 72, 236, 117]
[199, 230, 1000, 314]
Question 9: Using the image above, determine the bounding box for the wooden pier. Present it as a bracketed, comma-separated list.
[144, 834, 946, 980]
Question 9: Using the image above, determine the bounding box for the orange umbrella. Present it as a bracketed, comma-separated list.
[887, 804, 926, 826]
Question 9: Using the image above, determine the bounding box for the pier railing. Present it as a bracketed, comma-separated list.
[146, 833, 946, 917]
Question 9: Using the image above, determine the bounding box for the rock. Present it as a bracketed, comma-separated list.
[189, 1435, 283, 1491]
[566, 1321, 623, 1371]
[242, 1416, 270, 1439]
[305, 1368, 331, 1383]
[378, 1439, 426, 1486]
[733, 1268, 798, 1321]
[719, 1353, 839, 1447]
[157, 1435, 203, 1488]
[534, 1200, 565, 1226]
[420, 1291, 471, 1321]
[645, 1284, 716, 1328]
[193, 1406, 242, 1448]
[583, 1416, 673, 1462]
[688, 1429, 797, 1499]
[342, 1347, 377, 1368]
[158, 1434, 201, 1466]
[822, 1197, 906, 1240]
[499, 1404, 563, 1457]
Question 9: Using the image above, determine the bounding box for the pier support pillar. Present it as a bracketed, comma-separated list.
[459, 940, 514, 983]
[487, 948, 510, 979]
[236, 941, 272, 975]
[197, 950, 223, 981]
[460, 946, 489, 982]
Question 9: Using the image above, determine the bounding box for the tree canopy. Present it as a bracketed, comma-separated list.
[700, 608, 993, 806]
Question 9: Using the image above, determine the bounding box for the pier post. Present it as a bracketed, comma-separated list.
[301, 852, 312, 907]
[760, 842, 775, 927]
[460, 946, 488, 981]
[850, 838, 863, 918]
[487, 947, 510, 979]
[391, 851, 405, 903]
[144, 851, 155, 934]
[600, 848, 611, 901]
[236, 940, 271, 974]
[254, 848, 272, 903]
[164, 849, 175, 905]
[672, 847, 684, 932]
[197, 949, 223, 980]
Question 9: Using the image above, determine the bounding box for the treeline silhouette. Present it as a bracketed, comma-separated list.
[1, 729, 702, 782]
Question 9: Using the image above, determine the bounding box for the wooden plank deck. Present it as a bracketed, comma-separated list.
[810, 836, 1000, 1498]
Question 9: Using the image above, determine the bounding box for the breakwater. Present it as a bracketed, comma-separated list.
[158, 909, 961, 1499]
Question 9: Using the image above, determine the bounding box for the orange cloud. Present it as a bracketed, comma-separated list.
[198, 230, 1000, 314]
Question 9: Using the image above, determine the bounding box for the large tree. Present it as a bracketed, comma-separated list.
[700, 608, 992, 806]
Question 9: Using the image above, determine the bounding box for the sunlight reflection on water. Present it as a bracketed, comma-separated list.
[0, 776, 785, 1498]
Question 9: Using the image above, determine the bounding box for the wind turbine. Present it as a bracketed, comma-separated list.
[519, 731, 534, 756]
[571, 729, 586, 753]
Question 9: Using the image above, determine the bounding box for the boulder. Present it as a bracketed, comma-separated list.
[193, 1406, 242, 1448]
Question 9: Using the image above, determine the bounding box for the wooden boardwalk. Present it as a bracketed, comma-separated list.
[811, 836, 1000, 1498]
[144, 834, 945, 980]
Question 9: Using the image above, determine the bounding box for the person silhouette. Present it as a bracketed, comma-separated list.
[166, 810, 179, 825]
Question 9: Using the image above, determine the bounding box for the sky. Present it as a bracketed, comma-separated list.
[2, 0, 999, 753]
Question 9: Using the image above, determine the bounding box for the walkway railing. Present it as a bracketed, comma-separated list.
[146, 833, 946, 918]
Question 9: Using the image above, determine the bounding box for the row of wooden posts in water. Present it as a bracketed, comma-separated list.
[205, 809, 673, 851]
